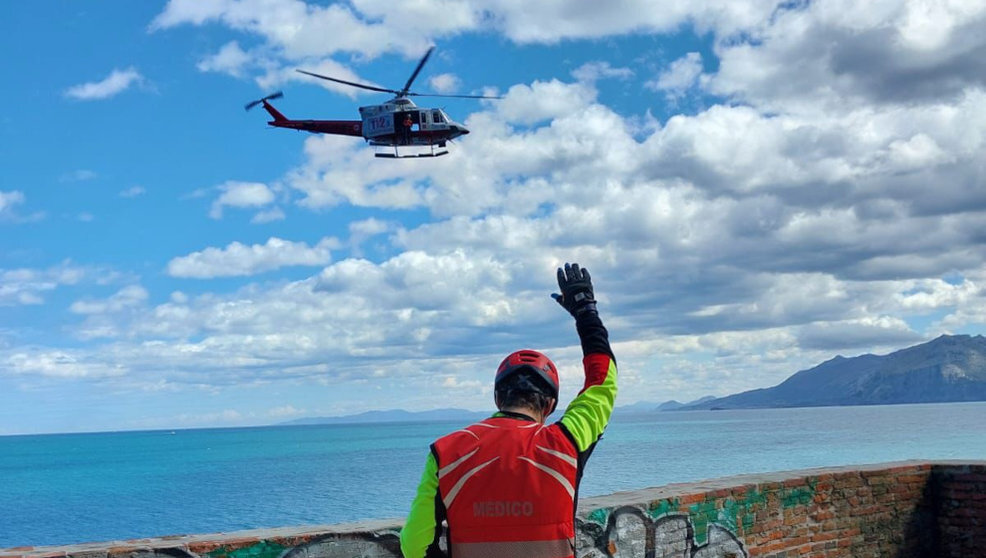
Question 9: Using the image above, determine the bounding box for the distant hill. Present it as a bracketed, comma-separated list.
[616, 396, 717, 413]
[683, 334, 986, 410]
[280, 396, 720, 426]
[281, 408, 487, 425]
[658, 396, 716, 411]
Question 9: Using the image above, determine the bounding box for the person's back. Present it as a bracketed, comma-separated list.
[401, 263, 617, 558]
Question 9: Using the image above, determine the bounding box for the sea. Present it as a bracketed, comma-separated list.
[2, 402, 985, 549]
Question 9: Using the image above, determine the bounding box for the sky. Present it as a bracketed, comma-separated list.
[2, 1, 986, 435]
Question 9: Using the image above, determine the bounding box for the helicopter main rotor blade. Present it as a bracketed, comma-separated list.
[407, 92, 504, 100]
[400, 46, 435, 96]
[296, 70, 397, 95]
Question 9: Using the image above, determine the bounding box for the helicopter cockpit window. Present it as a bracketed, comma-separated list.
[432, 110, 445, 123]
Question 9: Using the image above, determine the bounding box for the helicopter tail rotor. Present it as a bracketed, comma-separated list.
[245, 91, 284, 111]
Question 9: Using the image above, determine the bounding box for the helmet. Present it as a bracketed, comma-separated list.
[495, 350, 560, 412]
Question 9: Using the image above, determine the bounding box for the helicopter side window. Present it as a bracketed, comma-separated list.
[432, 110, 445, 124]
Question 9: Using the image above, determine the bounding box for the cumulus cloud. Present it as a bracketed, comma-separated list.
[647, 52, 703, 98]
[571, 61, 634, 83]
[0, 263, 94, 306]
[209, 181, 277, 219]
[196, 41, 253, 77]
[167, 237, 337, 278]
[706, 0, 986, 112]
[5, 350, 128, 378]
[71, 285, 149, 315]
[64, 68, 146, 100]
[428, 72, 461, 94]
[196, 40, 252, 77]
[0, 190, 33, 222]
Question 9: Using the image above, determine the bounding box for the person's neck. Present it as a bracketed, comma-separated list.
[499, 406, 543, 424]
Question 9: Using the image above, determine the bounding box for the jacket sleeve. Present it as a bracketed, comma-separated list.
[559, 312, 617, 453]
[400, 452, 441, 558]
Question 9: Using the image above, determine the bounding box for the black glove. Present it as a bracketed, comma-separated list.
[551, 262, 597, 318]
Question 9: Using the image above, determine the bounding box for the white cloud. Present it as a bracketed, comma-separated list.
[209, 181, 277, 219]
[197, 40, 252, 77]
[705, 0, 986, 112]
[65, 68, 145, 100]
[71, 285, 149, 315]
[150, 1, 778, 70]
[167, 237, 337, 278]
[5, 350, 127, 378]
[0, 263, 97, 306]
[268, 404, 306, 418]
[647, 52, 703, 98]
[0, 190, 27, 221]
[348, 217, 393, 256]
[251, 207, 286, 224]
[571, 61, 634, 83]
[428, 73, 461, 94]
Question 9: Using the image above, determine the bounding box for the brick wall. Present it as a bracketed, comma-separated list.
[3, 461, 984, 558]
[930, 463, 986, 557]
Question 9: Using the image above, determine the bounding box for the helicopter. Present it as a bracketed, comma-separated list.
[245, 47, 500, 158]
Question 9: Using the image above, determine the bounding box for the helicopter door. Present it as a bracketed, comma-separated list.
[360, 106, 395, 139]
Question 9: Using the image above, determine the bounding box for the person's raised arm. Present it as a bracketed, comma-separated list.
[552, 263, 617, 453]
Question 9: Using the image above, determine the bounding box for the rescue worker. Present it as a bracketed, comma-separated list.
[400, 263, 617, 558]
[403, 113, 414, 145]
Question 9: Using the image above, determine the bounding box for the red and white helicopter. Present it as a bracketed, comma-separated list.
[245, 47, 500, 158]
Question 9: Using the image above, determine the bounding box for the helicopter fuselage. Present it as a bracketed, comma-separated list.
[359, 98, 469, 147]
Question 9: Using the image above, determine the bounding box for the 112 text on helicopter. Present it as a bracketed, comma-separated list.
[245, 47, 500, 159]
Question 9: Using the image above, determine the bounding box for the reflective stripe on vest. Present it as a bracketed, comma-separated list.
[431, 416, 579, 557]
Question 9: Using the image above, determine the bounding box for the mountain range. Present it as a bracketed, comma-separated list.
[681, 334, 986, 410]
[281, 335, 986, 425]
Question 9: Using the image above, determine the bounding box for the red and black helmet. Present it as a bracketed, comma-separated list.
[495, 350, 560, 413]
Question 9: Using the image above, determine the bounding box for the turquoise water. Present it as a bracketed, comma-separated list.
[2, 402, 985, 548]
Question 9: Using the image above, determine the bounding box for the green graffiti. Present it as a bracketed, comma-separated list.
[206, 541, 288, 558]
[717, 498, 739, 533]
[685, 481, 817, 545]
[590, 480, 819, 547]
[647, 497, 680, 519]
[588, 507, 610, 526]
[741, 486, 768, 508]
[687, 498, 719, 545]
[782, 478, 818, 509]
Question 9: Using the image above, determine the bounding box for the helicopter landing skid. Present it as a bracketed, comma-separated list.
[376, 150, 449, 159]
[374, 144, 449, 158]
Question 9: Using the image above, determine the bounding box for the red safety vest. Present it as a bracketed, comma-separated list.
[431, 415, 579, 558]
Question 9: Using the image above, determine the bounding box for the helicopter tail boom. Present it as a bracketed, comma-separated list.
[269, 119, 363, 137]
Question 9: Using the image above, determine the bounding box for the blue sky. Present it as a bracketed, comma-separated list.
[2, 1, 986, 435]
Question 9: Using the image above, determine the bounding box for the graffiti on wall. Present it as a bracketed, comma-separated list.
[576, 506, 747, 558]
[109, 514, 741, 558]
[92, 484, 815, 558]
